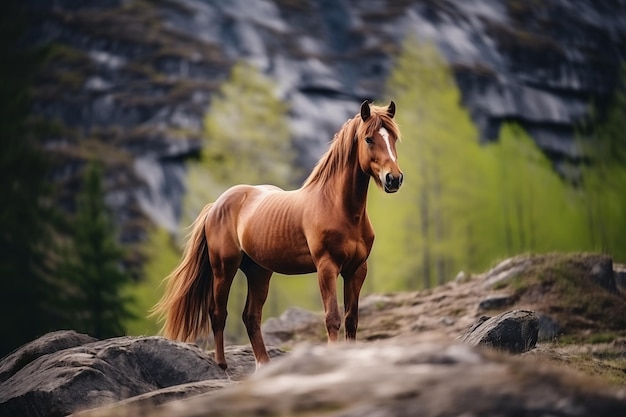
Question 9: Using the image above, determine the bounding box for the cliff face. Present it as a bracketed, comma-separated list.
[23, 0, 626, 236]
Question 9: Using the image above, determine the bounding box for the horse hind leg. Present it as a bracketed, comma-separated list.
[240, 258, 273, 369]
[209, 250, 241, 370]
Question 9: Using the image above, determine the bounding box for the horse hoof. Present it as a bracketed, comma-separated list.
[255, 360, 269, 372]
[218, 362, 228, 370]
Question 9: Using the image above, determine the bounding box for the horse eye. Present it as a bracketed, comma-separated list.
[365, 137, 374, 144]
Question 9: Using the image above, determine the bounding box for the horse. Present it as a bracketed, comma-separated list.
[151, 100, 403, 370]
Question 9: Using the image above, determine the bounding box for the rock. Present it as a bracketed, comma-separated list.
[71, 346, 287, 414]
[85, 339, 626, 417]
[537, 314, 561, 342]
[218, 345, 287, 381]
[261, 306, 323, 347]
[461, 310, 538, 354]
[478, 294, 517, 311]
[615, 263, 626, 293]
[454, 270, 470, 283]
[464, 315, 490, 335]
[482, 256, 533, 289]
[586, 255, 617, 293]
[0, 330, 96, 384]
[72, 380, 233, 417]
[0, 333, 229, 417]
[5, 252, 626, 417]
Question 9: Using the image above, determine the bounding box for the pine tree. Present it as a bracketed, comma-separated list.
[57, 162, 134, 339]
[0, 0, 61, 356]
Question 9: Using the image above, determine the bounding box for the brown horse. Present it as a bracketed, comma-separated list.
[151, 100, 403, 369]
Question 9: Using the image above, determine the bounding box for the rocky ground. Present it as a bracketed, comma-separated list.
[1, 252, 625, 416]
[265, 252, 626, 384]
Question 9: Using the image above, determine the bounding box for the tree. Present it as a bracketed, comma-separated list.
[487, 123, 582, 257]
[578, 72, 626, 259]
[57, 161, 134, 339]
[0, 0, 62, 356]
[202, 62, 296, 185]
[367, 36, 596, 292]
[368, 36, 489, 290]
[123, 226, 180, 336]
[183, 61, 298, 224]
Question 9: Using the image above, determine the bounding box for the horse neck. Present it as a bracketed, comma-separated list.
[343, 156, 370, 215]
[310, 153, 370, 218]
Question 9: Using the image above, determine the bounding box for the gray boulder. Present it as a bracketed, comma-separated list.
[537, 314, 562, 342]
[0, 332, 228, 417]
[218, 345, 287, 381]
[0, 330, 97, 384]
[478, 294, 517, 311]
[461, 310, 539, 353]
[586, 255, 617, 293]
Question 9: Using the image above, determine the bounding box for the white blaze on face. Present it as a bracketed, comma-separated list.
[379, 127, 396, 162]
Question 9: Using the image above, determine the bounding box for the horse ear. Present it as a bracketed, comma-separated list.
[360, 100, 371, 121]
[387, 100, 396, 118]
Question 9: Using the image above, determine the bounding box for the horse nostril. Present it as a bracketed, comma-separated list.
[399, 173, 404, 186]
[386, 173, 393, 186]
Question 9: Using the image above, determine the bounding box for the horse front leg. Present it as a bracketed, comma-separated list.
[316, 258, 341, 342]
[343, 262, 367, 340]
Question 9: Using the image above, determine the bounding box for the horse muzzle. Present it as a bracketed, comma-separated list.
[384, 172, 403, 193]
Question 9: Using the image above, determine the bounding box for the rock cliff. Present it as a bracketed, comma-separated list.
[22, 0, 626, 236]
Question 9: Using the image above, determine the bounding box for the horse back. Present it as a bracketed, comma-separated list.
[208, 185, 315, 274]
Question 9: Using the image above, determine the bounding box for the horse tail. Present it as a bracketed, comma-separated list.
[150, 203, 214, 342]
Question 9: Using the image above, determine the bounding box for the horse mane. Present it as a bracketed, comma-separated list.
[302, 104, 401, 189]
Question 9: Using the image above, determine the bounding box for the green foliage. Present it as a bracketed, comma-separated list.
[182, 61, 298, 224]
[486, 124, 588, 256]
[368, 37, 491, 290]
[368, 36, 626, 292]
[201, 61, 297, 188]
[577, 76, 626, 257]
[56, 162, 135, 339]
[124, 227, 180, 335]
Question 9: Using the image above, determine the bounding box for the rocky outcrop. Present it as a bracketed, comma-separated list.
[0, 332, 285, 417]
[2, 252, 626, 416]
[257, 253, 626, 350]
[80, 339, 626, 417]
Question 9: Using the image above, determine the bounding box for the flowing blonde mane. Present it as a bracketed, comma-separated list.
[303, 104, 401, 188]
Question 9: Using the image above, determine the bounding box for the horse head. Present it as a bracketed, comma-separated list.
[357, 100, 403, 193]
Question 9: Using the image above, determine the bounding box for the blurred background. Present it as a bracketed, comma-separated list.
[1, 0, 625, 356]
